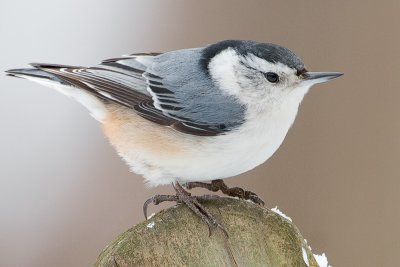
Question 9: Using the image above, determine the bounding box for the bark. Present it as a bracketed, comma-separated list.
[94, 198, 319, 267]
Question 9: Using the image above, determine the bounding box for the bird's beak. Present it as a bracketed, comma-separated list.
[301, 72, 343, 86]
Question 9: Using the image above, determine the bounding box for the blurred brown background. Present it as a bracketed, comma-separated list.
[0, 0, 399, 266]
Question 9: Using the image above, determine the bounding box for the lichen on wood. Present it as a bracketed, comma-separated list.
[94, 198, 319, 266]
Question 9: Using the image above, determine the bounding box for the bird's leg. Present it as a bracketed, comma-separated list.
[174, 183, 228, 237]
[185, 179, 265, 206]
[143, 182, 228, 237]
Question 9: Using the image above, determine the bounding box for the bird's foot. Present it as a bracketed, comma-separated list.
[184, 179, 265, 206]
[143, 182, 228, 237]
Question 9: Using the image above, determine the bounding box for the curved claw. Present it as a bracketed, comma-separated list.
[245, 191, 265, 206]
[143, 196, 154, 219]
[143, 194, 179, 219]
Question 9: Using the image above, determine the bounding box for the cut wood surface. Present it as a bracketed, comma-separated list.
[95, 198, 319, 267]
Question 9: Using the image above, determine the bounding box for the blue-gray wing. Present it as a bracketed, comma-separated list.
[136, 48, 245, 134]
[28, 49, 245, 136]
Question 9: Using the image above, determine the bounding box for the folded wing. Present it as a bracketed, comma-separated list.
[15, 49, 245, 136]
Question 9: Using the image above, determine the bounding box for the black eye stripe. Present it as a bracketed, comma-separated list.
[264, 72, 279, 83]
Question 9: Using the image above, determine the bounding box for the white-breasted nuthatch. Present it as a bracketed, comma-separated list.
[6, 40, 342, 232]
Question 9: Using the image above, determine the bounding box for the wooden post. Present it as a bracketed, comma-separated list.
[95, 198, 320, 266]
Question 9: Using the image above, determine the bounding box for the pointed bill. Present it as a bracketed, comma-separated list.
[301, 72, 343, 86]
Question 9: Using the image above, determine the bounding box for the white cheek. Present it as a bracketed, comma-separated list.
[208, 48, 242, 96]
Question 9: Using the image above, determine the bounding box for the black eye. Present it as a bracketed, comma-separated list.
[265, 72, 279, 83]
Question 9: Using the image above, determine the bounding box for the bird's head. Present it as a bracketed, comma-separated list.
[202, 40, 342, 109]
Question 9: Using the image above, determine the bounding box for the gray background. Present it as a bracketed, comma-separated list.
[1, 1, 399, 266]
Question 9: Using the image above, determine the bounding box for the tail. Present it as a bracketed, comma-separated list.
[5, 64, 108, 122]
[6, 65, 74, 86]
[6, 59, 154, 123]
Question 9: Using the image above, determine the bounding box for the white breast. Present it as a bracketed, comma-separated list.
[171, 93, 305, 183]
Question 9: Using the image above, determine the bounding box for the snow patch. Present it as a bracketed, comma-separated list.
[271, 206, 292, 222]
[302, 247, 309, 266]
[146, 221, 155, 228]
[313, 253, 330, 267]
[304, 239, 331, 267]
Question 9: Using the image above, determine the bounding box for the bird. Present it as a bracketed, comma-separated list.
[5, 40, 342, 234]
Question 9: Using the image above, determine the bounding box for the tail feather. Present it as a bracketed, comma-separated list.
[30, 62, 85, 69]
[5, 67, 73, 86]
[5, 59, 153, 123]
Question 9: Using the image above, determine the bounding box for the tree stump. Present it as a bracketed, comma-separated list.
[95, 198, 320, 266]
